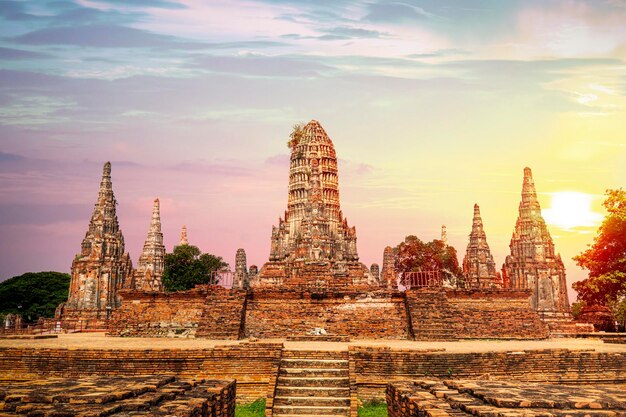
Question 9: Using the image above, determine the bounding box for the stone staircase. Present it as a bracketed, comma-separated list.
[273, 350, 350, 417]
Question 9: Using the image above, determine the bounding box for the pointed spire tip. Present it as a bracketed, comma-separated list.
[524, 167, 533, 177]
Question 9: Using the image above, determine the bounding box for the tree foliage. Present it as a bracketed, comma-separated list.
[287, 122, 305, 150]
[162, 244, 228, 292]
[394, 235, 462, 280]
[573, 189, 626, 325]
[0, 271, 70, 322]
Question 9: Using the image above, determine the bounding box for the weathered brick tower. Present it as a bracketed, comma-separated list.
[502, 167, 570, 314]
[60, 162, 133, 320]
[132, 198, 165, 292]
[233, 248, 249, 289]
[256, 120, 367, 286]
[462, 204, 501, 288]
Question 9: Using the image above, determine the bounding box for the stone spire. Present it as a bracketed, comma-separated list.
[382, 246, 397, 289]
[441, 225, 448, 246]
[179, 225, 188, 246]
[133, 198, 165, 292]
[63, 162, 132, 319]
[233, 248, 248, 289]
[259, 120, 366, 286]
[502, 167, 570, 313]
[462, 204, 499, 288]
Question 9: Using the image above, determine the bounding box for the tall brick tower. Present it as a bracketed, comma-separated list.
[133, 198, 165, 292]
[502, 167, 570, 314]
[61, 162, 133, 320]
[257, 120, 366, 286]
[462, 204, 500, 288]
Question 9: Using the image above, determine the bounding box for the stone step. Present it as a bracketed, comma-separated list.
[276, 387, 350, 398]
[281, 351, 348, 361]
[280, 368, 349, 377]
[274, 396, 350, 407]
[273, 405, 349, 415]
[280, 359, 349, 369]
[277, 377, 349, 388]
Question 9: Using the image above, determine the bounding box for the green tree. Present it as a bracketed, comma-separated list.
[394, 235, 462, 283]
[0, 271, 70, 322]
[162, 244, 228, 292]
[573, 189, 626, 327]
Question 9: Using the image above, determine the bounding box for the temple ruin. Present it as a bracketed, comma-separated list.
[381, 246, 397, 289]
[57, 162, 133, 322]
[462, 204, 500, 288]
[254, 120, 368, 287]
[179, 225, 189, 246]
[133, 198, 166, 292]
[233, 248, 249, 289]
[502, 167, 570, 315]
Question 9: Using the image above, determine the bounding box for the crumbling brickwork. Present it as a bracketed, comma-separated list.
[108, 285, 549, 341]
[387, 379, 626, 417]
[244, 288, 409, 339]
[108, 286, 246, 339]
[0, 376, 235, 417]
[354, 347, 626, 400]
[406, 289, 549, 340]
[0, 344, 281, 401]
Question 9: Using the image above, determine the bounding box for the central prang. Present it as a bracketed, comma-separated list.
[252, 120, 372, 288]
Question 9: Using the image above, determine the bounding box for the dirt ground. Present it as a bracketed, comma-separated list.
[0, 332, 624, 353]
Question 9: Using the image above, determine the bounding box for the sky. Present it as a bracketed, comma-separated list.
[0, 0, 625, 301]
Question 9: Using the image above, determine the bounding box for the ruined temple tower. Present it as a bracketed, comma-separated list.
[233, 248, 249, 289]
[462, 204, 500, 288]
[179, 225, 188, 246]
[258, 120, 366, 286]
[502, 167, 570, 314]
[60, 162, 132, 320]
[441, 225, 449, 246]
[133, 199, 165, 292]
[382, 246, 397, 289]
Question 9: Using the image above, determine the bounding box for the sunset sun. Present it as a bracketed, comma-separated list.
[542, 192, 603, 231]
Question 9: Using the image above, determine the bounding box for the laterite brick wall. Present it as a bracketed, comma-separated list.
[0, 343, 282, 401]
[352, 346, 626, 400]
[245, 289, 410, 339]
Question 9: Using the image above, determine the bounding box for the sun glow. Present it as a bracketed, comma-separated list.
[542, 191, 603, 231]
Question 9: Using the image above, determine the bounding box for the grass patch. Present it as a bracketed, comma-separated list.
[235, 398, 265, 417]
[359, 399, 387, 417]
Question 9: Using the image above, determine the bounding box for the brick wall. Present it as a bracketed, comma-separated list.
[0, 343, 282, 401]
[406, 289, 548, 340]
[108, 286, 246, 339]
[245, 289, 409, 339]
[1, 344, 625, 405]
[352, 346, 626, 400]
[109, 287, 551, 341]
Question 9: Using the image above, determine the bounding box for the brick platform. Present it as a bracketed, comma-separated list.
[0, 375, 235, 417]
[1, 342, 624, 405]
[351, 346, 626, 400]
[108, 287, 551, 341]
[406, 289, 549, 340]
[0, 343, 281, 401]
[387, 379, 626, 417]
[109, 286, 246, 339]
[245, 289, 409, 340]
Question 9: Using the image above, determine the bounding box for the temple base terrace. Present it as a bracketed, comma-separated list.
[1, 334, 624, 417]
